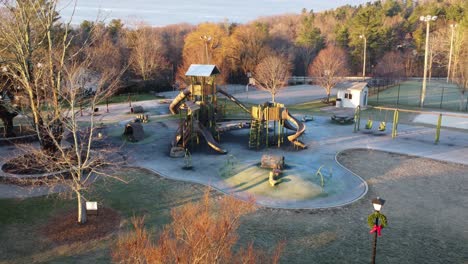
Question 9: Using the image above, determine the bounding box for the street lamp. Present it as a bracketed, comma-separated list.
[246, 72, 252, 99]
[200, 35, 212, 64]
[447, 24, 457, 83]
[359, 35, 367, 80]
[420, 15, 437, 107]
[369, 197, 387, 264]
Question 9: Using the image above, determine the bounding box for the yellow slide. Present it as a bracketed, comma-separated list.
[169, 87, 191, 115]
[284, 113, 307, 149]
[194, 121, 227, 154]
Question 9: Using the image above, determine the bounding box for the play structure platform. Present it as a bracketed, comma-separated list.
[169, 64, 306, 154]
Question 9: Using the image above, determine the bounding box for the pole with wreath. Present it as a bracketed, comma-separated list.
[368, 197, 387, 264]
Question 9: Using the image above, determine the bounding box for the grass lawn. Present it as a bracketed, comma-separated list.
[0, 168, 206, 264]
[99, 93, 163, 105]
[288, 100, 331, 116]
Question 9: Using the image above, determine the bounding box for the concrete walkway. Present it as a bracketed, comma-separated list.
[0, 85, 466, 207]
[118, 113, 467, 209]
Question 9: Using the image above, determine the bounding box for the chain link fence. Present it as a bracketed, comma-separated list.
[368, 79, 467, 112]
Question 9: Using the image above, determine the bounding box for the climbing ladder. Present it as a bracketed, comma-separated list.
[249, 119, 263, 149]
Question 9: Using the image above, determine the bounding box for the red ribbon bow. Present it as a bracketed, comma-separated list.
[370, 225, 383, 236]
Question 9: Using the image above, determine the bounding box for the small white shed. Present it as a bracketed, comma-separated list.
[336, 82, 369, 108]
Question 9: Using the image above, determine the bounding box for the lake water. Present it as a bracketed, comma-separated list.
[59, 0, 369, 26]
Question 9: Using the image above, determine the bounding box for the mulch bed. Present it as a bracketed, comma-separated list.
[42, 207, 120, 245]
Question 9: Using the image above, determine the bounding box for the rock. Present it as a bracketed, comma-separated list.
[131, 105, 145, 113]
[170, 147, 185, 158]
[261, 154, 284, 170]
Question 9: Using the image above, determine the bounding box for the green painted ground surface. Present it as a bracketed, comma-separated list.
[369, 80, 465, 111]
[223, 164, 324, 200]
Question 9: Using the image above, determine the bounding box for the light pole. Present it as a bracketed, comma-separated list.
[246, 72, 252, 99]
[200, 35, 212, 64]
[447, 24, 457, 83]
[420, 15, 437, 107]
[369, 197, 387, 264]
[360, 35, 367, 80]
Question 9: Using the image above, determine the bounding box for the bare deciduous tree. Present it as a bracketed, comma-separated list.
[16, 48, 126, 224]
[451, 29, 467, 110]
[309, 45, 349, 103]
[126, 23, 168, 81]
[0, 0, 70, 152]
[0, 0, 127, 224]
[113, 190, 285, 263]
[374, 51, 405, 80]
[254, 55, 291, 103]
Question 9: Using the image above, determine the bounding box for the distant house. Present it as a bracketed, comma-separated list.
[336, 82, 369, 108]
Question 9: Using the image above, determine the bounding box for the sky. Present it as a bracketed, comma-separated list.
[58, 0, 371, 26]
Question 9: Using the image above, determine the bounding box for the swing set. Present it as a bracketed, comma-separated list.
[363, 109, 388, 132]
[355, 106, 467, 144]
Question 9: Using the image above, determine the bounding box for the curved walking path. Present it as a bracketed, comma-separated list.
[118, 113, 467, 209]
[0, 85, 467, 206]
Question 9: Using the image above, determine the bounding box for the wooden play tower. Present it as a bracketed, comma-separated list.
[169, 64, 226, 154]
[249, 102, 286, 149]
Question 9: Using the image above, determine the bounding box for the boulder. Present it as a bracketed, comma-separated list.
[170, 147, 185, 158]
[131, 105, 144, 113]
[261, 154, 284, 170]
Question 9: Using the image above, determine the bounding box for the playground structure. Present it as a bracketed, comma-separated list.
[169, 64, 306, 154]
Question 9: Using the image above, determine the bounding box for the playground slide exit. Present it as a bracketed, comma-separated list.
[218, 89, 306, 149]
[194, 121, 227, 154]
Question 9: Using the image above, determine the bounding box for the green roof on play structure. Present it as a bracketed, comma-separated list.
[185, 64, 221, 77]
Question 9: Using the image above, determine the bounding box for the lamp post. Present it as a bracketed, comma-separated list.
[359, 35, 367, 80]
[200, 35, 212, 64]
[369, 197, 386, 264]
[246, 72, 252, 99]
[447, 24, 457, 83]
[420, 15, 437, 107]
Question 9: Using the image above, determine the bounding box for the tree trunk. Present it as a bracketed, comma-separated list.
[327, 92, 331, 103]
[460, 91, 466, 111]
[272, 93, 276, 103]
[0, 114, 16, 137]
[77, 191, 87, 224]
[37, 118, 63, 153]
[0, 105, 18, 137]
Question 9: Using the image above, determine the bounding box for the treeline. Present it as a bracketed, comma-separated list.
[3, 0, 467, 93]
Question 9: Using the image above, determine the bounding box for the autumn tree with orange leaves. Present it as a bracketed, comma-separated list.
[113, 190, 284, 264]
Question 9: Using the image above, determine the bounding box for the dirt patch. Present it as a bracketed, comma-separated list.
[2, 150, 82, 175]
[42, 207, 120, 245]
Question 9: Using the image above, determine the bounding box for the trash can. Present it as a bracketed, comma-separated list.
[336, 98, 343, 108]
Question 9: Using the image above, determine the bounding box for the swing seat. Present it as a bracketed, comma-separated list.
[365, 120, 373, 129]
[378, 122, 386, 131]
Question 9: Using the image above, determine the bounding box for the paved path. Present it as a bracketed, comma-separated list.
[158, 84, 334, 105]
[0, 85, 466, 206]
[117, 113, 466, 209]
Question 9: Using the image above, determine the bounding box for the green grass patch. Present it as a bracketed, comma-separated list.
[0, 168, 205, 264]
[369, 80, 465, 111]
[288, 99, 331, 115]
[99, 93, 163, 105]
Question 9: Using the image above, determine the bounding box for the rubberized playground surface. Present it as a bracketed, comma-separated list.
[1, 84, 467, 209]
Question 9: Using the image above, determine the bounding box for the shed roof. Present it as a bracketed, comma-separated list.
[347, 82, 368, 91]
[185, 64, 221, 77]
